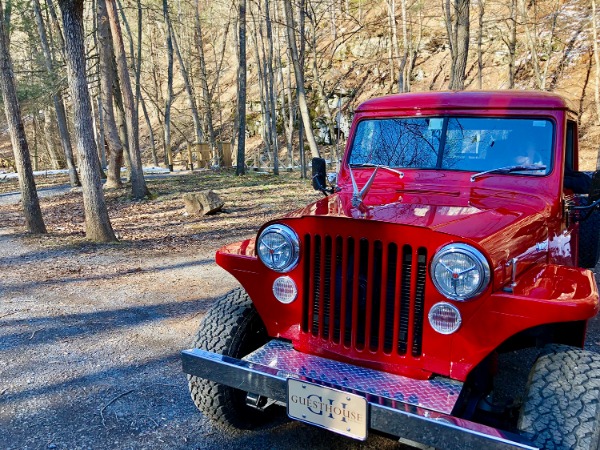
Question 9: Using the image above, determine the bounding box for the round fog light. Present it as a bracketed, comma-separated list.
[428, 302, 461, 335]
[273, 276, 297, 304]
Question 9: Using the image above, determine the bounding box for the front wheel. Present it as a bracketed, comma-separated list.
[187, 288, 270, 429]
[518, 345, 600, 449]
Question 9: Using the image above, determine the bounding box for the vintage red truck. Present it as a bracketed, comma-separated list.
[182, 91, 600, 449]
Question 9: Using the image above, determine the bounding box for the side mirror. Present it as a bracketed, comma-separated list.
[311, 157, 327, 193]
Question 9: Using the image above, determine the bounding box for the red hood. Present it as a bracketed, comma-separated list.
[286, 186, 551, 260]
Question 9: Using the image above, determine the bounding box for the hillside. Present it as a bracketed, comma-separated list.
[0, 0, 598, 172]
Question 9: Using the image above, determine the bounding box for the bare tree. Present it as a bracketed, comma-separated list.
[519, 0, 560, 90]
[477, 0, 484, 89]
[57, 0, 116, 242]
[264, 0, 279, 175]
[445, 0, 470, 90]
[97, 0, 124, 188]
[283, 0, 320, 158]
[33, 0, 80, 187]
[236, 0, 247, 175]
[105, 0, 149, 198]
[505, 0, 517, 88]
[386, 0, 400, 87]
[162, 0, 174, 169]
[165, 3, 203, 147]
[0, 0, 46, 234]
[592, 0, 600, 130]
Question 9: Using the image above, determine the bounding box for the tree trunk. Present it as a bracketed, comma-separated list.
[135, 0, 142, 115]
[105, 0, 148, 199]
[265, 0, 279, 175]
[195, 2, 218, 164]
[97, 0, 124, 189]
[283, 0, 320, 158]
[162, 0, 174, 169]
[274, 0, 294, 168]
[477, 0, 484, 89]
[448, 0, 469, 90]
[95, 96, 107, 169]
[43, 107, 65, 170]
[140, 94, 158, 167]
[236, 0, 247, 175]
[167, 6, 203, 148]
[250, 15, 271, 165]
[398, 0, 409, 92]
[33, 0, 79, 187]
[519, 0, 542, 89]
[386, 0, 399, 88]
[0, 0, 46, 234]
[298, 0, 306, 178]
[592, 0, 600, 168]
[507, 0, 517, 88]
[57, 0, 116, 242]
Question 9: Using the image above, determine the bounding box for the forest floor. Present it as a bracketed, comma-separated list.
[0, 170, 410, 450]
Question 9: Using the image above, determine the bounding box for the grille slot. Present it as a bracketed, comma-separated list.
[303, 233, 427, 358]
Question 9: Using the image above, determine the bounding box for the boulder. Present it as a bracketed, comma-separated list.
[183, 191, 224, 215]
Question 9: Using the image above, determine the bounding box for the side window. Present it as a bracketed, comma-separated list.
[565, 120, 576, 172]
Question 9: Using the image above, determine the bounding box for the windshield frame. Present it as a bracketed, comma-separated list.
[346, 115, 556, 178]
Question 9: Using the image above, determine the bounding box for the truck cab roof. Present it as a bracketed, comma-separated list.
[356, 90, 573, 114]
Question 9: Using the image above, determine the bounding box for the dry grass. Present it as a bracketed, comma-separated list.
[2, 170, 321, 252]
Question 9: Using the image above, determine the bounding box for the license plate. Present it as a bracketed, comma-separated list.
[287, 379, 368, 440]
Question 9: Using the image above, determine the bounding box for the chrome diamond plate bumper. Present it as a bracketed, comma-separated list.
[182, 340, 537, 450]
[244, 340, 461, 414]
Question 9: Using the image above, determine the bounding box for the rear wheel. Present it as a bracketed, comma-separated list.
[518, 345, 600, 449]
[578, 208, 600, 269]
[188, 288, 270, 429]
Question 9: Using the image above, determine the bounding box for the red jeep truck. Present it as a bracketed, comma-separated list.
[182, 91, 600, 449]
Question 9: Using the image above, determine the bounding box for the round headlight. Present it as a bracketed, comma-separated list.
[431, 243, 490, 301]
[257, 224, 300, 273]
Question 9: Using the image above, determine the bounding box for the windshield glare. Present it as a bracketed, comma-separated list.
[348, 117, 553, 175]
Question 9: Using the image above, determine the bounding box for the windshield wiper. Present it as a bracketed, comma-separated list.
[349, 163, 404, 177]
[470, 164, 547, 182]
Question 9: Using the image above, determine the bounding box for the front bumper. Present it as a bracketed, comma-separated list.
[182, 340, 537, 450]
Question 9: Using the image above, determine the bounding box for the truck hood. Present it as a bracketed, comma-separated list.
[286, 186, 551, 251]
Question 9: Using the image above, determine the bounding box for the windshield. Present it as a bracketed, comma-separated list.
[348, 117, 553, 175]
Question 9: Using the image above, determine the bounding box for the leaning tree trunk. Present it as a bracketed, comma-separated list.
[58, 0, 116, 242]
[0, 0, 46, 234]
[283, 0, 320, 158]
[97, 0, 124, 188]
[168, 10, 203, 147]
[33, 0, 79, 187]
[105, 0, 148, 199]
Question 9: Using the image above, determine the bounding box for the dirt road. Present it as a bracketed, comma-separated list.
[1, 177, 599, 450]
[0, 228, 405, 450]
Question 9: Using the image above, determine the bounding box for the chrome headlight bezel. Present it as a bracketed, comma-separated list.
[257, 224, 300, 273]
[430, 243, 491, 301]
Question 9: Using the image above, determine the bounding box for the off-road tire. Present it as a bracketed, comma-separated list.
[578, 208, 600, 269]
[187, 288, 270, 429]
[518, 345, 600, 449]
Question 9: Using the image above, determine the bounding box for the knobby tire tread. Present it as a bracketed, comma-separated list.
[518, 345, 600, 450]
[187, 288, 268, 429]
